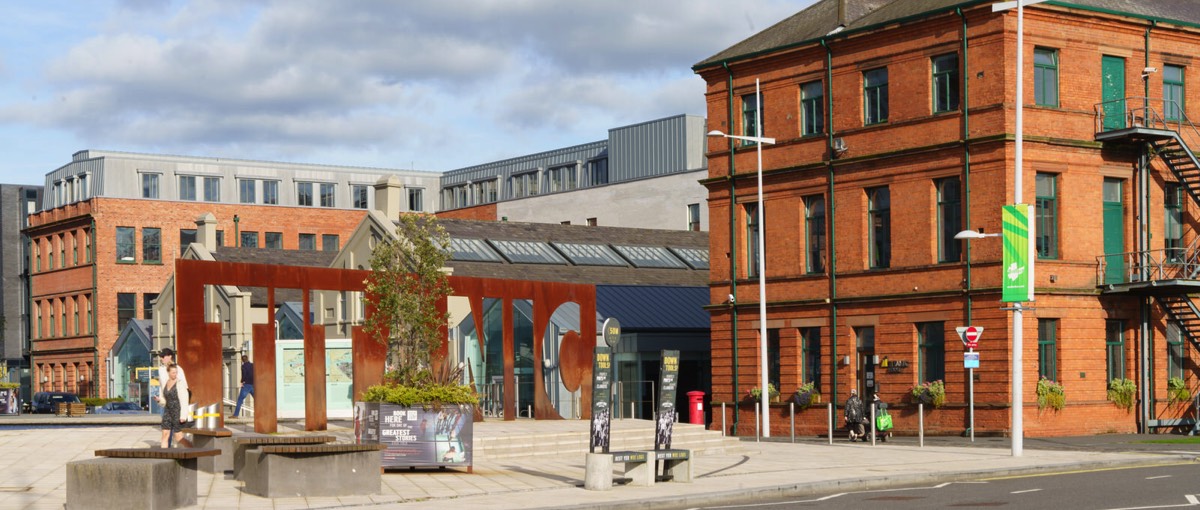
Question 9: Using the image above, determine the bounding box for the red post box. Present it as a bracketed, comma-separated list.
[687, 391, 706, 425]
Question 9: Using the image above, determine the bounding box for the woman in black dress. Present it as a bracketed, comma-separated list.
[159, 364, 191, 448]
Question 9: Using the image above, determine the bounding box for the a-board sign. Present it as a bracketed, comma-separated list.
[590, 346, 612, 453]
[655, 350, 680, 450]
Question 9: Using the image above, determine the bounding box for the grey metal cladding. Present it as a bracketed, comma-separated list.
[440, 141, 607, 187]
[608, 114, 706, 182]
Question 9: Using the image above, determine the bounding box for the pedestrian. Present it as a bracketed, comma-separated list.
[158, 364, 192, 448]
[157, 348, 190, 446]
[234, 354, 254, 417]
[845, 389, 865, 441]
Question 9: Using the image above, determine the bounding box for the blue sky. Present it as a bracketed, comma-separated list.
[0, 0, 811, 186]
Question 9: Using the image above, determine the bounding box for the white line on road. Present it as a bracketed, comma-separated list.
[1012, 489, 1043, 494]
[687, 482, 990, 509]
[1146, 476, 1173, 480]
[1100, 493, 1200, 510]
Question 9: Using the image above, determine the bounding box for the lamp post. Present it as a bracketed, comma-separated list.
[709, 78, 776, 437]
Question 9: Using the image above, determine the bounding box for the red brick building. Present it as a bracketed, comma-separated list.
[26, 197, 368, 398]
[695, 0, 1200, 436]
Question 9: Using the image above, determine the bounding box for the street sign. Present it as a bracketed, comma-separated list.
[602, 318, 621, 349]
[964, 351, 980, 369]
[955, 326, 983, 349]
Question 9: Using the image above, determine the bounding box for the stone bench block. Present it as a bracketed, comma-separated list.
[190, 434, 233, 473]
[242, 448, 382, 498]
[66, 457, 195, 510]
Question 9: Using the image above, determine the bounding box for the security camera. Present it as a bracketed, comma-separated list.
[728, 294, 736, 304]
[1143, 67, 1158, 74]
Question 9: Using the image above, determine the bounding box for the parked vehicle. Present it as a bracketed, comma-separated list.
[30, 392, 81, 414]
[93, 401, 147, 415]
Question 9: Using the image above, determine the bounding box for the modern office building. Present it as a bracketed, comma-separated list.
[695, 0, 1200, 436]
[438, 115, 710, 231]
[0, 184, 43, 403]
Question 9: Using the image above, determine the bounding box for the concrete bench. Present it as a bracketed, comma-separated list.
[654, 449, 693, 483]
[67, 448, 219, 510]
[584, 449, 692, 490]
[242, 443, 386, 498]
[183, 427, 233, 474]
[232, 434, 336, 480]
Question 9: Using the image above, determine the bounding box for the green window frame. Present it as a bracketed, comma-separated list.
[50, 301, 57, 337]
[72, 235, 78, 265]
[35, 305, 41, 339]
[937, 177, 962, 263]
[801, 80, 824, 136]
[117, 293, 136, 334]
[744, 203, 762, 277]
[265, 232, 283, 249]
[767, 329, 781, 391]
[1164, 65, 1185, 121]
[179, 229, 197, 254]
[1038, 318, 1058, 380]
[1035, 173, 1058, 259]
[868, 187, 891, 269]
[741, 92, 763, 144]
[48, 240, 54, 269]
[86, 296, 92, 333]
[1168, 321, 1185, 381]
[299, 233, 317, 251]
[801, 327, 821, 391]
[1034, 48, 1059, 107]
[1166, 183, 1184, 262]
[59, 235, 65, 268]
[116, 227, 136, 263]
[932, 53, 960, 113]
[74, 298, 80, 335]
[60, 299, 67, 337]
[864, 68, 888, 125]
[322, 234, 340, 252]
[805, 195, 826, 274]
[1105, 320, 1124, 382]
[918, 322, 945, 383]
[240, 231, 258, 248]
[142, 228, 161, 264]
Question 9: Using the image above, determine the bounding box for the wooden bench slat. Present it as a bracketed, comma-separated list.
[260, 444, 385, 454]
[233, 434, 336, 446]
[183, 427, 233, 437]
[95, 447, 220, 459]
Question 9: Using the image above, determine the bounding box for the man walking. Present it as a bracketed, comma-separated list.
[234, 354, 254, 418]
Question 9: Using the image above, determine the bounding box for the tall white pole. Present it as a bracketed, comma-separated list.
[756, 78, 770, 438]
[1012, 1, 1026, 458]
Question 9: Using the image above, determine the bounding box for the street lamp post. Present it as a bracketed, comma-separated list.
[709, 78, 776, 437]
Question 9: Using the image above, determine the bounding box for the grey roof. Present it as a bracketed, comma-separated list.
[696, 0, 1200, 69]
[596, 285, 711, 330]
[211, 247, 339, 306]
[438, 219, 709, 287]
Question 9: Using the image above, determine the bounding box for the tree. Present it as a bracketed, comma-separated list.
[362, 214, 454, 387]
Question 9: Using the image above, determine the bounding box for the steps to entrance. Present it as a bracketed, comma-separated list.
[472, 419, 744, 461]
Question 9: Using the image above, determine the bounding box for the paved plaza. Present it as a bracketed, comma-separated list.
[1, 417, 1195, 510]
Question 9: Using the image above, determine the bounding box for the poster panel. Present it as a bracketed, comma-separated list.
[589, 346, 612, 453]
[655, 350, 680, 450]
[356, 402, 474, 468]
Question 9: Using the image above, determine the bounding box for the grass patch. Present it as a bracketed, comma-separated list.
[1134, 437, 1200, 444]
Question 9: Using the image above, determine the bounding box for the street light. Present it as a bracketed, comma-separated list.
[709, 78, 776, 437]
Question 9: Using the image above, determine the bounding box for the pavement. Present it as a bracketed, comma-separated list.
[1, 415, 1197, 510]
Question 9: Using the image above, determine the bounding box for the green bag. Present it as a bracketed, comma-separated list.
[876, 410, 893, 431]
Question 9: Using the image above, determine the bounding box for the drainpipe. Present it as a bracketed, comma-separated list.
[233, 214, 240, 248]
[724, 61, 740, 435]
[958, 8, 973, 325]
[1138, 21, 1155, 434]
[91, 218, 98, 398]
[821, 38, 838, 405]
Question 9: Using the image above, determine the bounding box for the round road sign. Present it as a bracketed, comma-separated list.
[602, 318, 621, 349]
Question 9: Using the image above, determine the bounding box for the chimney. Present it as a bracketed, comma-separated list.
[838, 0, 845, 27]
[195, 213, 217, 251]
[374, 174, 403, 220]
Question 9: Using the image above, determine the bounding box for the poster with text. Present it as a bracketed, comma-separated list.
[655, 350, 680, 450]
[590, 346, 612, 453]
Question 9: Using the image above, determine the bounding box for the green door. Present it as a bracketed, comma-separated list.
[1103, 178, 1124, 284]
[1102, 56, 1126, 131]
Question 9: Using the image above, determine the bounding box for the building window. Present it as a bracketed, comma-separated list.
[86, 296, 92, 333]
[864, 68, 889, 125]
[297, 182, 314, 206]
[767, 329, 781, 392]
[687, 203, 701, 232]
[143, 293, 158, 320]
[117, 293, 136, 333]
[240, 231, 258, 248]
[801, 327, 821, 391]
[299, 233, 316, 251]
[801, 80, 824, 136]
[72, 235, 78, 265]
[319, 182, 335, 207]
[179, 176, 197, 201]
[805, 195, 825, 274]
[937, 177, 962, 263]
[587, 158, 609, 186]
[49, 301, 56, 337]
[265, 232, 283, 249]
[548, 166, 577, 193]
[180, 229, 197, 254]
[74, 297, 80, 334]
[203, 177, 220, 202]
[409, 188, 424, 212]
[1165, 65, 1186, 121]
[1105, 320, 1124, 382]
[1034, 48, 1059, 107]
[116, 227, 136, 263]
[239, 179, 256, 204]
[142, 173, 160, 199]
[1035, 173, 1058, 259]
[511, 173, 537, 199]
[932, 53, 960, 113]
[1166, 183, 1183, 262]
[35, 304, 41, 339]
[868, 186, 891, 269]
[586, 218, 598, 227]
[263, 180, 279, 205]
[352, 185, 369, 209]
[48, 240, 54, 269]
[1038, 318, 1058, 379]
[741, 91, 763, 142]
[215, 230, 224, 247]
[744, 202, 762, 277]
[143, 228, 161, 264]
[918, 322, 945, 383]
[60, 300, 67, 337]
[1168, 321, 1185, 381]
[35, 242, 40, 272]
[59, 235, 66, 268]
[322, 234, 339, 252]
[85, 230, 91, 263]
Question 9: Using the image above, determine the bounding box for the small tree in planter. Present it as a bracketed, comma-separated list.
[910, 380, 945, 408]
[1106, 378, 1136, 412]
[1036, 377, 1065, 411]
[791, 382, 819, 410]
[747, 384, 779, 403]
[1168, 377, 1191, 405]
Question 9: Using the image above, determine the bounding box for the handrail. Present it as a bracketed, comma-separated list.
[1095, 97, 1200, 150]
[1095, 240, 1200, 286]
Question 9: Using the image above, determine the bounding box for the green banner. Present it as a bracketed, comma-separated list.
[1002, 204, 1034, 302]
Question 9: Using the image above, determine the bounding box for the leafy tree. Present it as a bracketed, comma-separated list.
[363, 214, 454, 387]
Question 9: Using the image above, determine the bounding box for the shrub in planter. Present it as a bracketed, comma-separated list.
[0, 382, 18, 390]
[747, 384, 779, 402]
[791, 382, 819, 409]
[1168, 377, 1191, 405]
[910, 380, 945, 408]
[1106, 378, 1136, 411]
[1036, 377, 1065, 411]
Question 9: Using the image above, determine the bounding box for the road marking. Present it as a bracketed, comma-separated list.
[1012, 489, 1042, 494]
[687, 482, 987, 509]
[1100, 494, 1200, 510]
[981, 462, 1196, 481]
[1146, 475, 1173, 480]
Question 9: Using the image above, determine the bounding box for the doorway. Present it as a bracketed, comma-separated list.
[1101, 55, 1126, 130]
[854, 326, 877, 400]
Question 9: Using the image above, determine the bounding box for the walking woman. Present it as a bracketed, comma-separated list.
[158, 364, 192, 448]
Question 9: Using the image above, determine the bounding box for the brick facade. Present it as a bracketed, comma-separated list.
[698, 3, 1200, 436]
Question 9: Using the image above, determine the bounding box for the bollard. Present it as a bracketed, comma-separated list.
[919, 403, 925, 448]
[721, 403, 726, 436]
[870, 404, 876, 446]
[827, 402, 833, 445]
[754, 403, 760, 442]
[790, 402, 795, 443]
[630, 402, 635, 420]
[527, 405, 532, 419]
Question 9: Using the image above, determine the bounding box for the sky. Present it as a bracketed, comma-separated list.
[0, 0, 812, 185]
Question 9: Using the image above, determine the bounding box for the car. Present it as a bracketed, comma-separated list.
[93, 401, 147, 415]
[30, 392, 81, 414]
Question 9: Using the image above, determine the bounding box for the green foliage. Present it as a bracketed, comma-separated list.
[0, 382, 19, 389]
[361, 383, 479, 407]
[1106, 378, 1136, 411]
[81, 397, 122, 407]
[748, 384, 779, 401]
[1168, 377, 1191, 405]
[792, 382, 818, 409]
[910, 380, 946, 408]
[363, 214, 454, 387]
[1036, 377, 1065, 411]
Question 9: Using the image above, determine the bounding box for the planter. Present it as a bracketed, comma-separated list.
[791, 391, 820, 409]
[355, 402, 474, 470]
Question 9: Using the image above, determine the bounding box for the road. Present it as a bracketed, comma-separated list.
[682, 463, 1200, 510]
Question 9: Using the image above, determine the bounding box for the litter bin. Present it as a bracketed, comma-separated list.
[687, 391, 705, 425]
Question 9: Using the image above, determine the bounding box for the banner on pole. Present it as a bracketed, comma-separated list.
[1001, 204, 1034, 302]
[655, 350, 680, 450]
[589, 346, 612, 453]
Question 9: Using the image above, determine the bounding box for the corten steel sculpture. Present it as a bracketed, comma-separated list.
[174, 259, 596, 433]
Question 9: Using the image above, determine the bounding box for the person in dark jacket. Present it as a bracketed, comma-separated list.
[234, 354, 254, 418]
[845, 389, 865, 441]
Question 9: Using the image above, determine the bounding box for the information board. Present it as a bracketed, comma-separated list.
[589, 346, 612, 453]
[355, 402, 473, 468]
[654, 350, 680, 450]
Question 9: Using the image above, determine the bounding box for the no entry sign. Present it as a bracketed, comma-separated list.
[956, 326, 983, 349]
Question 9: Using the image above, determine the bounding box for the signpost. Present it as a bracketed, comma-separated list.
[955, 326, 983, 442]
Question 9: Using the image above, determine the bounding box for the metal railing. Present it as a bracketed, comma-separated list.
[1095, 97, 1200, 150]
[1096, 236, 1200, 286]
[614, 379, 656, 420]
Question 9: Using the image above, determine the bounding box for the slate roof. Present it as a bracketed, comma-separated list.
[210, 247, 339, 306]
[596, 285, 711, 330]
[438, 219, 709, 287]
[696, 0, 1200, 69]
